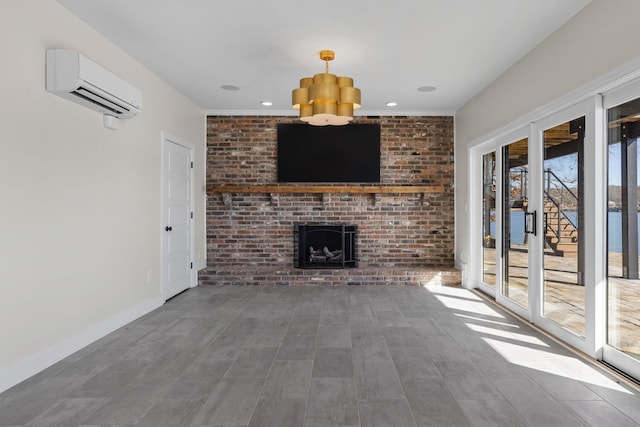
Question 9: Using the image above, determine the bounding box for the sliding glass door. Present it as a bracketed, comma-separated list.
[473, 88, 640, 382]
[476, 129, 531, 316]
[603, 88, 640, 379]
[473, 100, 598, 354]
[529, 99, 598, 353]
[541, 117, 586, 337]
[500, 137, 529, 310]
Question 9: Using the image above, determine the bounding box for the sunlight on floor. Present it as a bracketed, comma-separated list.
[453, 312, 520, 328]
[465, 322, 551, 347]
[424, 284, 636, 395]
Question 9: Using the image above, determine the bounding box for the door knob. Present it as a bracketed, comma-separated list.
[165, 226, 173, 231]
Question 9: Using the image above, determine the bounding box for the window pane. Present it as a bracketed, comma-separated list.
[502, 139, 529, 307]
[482, 151, 497, 288]
[543, 118, 585, 337]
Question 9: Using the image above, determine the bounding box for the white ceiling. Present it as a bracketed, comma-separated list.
[58, 0, 591, 116]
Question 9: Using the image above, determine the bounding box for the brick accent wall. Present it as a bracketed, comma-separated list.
[200, 115, 458, 286]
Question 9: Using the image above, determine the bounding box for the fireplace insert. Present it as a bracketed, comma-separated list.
[296, 224, 357, 269]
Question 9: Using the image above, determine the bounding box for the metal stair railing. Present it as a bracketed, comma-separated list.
[543, 168, 578, 244]
[509, 167, 528, 207]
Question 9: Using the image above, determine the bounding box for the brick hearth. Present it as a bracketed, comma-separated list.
[199, 116, 459, 286]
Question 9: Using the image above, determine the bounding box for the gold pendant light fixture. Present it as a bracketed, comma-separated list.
[292, 50, 361, 126]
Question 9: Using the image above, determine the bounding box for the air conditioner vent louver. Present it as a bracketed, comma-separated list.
[46, 49, 142, 119]
[72, 88, 132, 115]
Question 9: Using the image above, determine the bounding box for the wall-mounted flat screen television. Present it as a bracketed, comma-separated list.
[277, 123, 381, 183]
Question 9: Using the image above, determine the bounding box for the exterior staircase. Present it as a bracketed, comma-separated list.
[543, 198, 578, 257]
[516, 168, 579, 257]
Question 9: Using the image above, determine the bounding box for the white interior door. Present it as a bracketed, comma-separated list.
[162, 135, 193, 300]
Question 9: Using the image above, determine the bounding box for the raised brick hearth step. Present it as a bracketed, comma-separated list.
[198, 266, 461, 287]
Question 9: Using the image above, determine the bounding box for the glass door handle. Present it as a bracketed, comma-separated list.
[525, 211, 537, 236]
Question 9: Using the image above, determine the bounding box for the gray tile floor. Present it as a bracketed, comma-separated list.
[1, 285, 640, 427]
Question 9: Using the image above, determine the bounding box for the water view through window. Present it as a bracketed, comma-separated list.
[489, 211, 638, 252]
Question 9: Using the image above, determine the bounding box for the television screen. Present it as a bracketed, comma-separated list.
[277, 123, 381, 183]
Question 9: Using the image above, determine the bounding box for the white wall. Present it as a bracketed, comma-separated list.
[454, 0, 640, 277]
[0, 0, 205, 391]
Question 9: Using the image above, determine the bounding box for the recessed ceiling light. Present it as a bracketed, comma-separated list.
[261, 101, 273, 106]
[417, 86, 436, 92]
[220, 85, 240, 91]
[385, 102, 398, 107]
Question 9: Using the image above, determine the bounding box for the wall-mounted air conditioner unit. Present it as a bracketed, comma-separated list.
[46, 49, 142, 121]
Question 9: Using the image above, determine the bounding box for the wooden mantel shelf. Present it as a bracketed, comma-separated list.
[207, 184, 443, 195]
[208, 184, 444, 207]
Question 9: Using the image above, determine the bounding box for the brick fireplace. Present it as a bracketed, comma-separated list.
[198, 116, 460, 286]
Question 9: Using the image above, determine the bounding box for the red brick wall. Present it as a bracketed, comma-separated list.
[202, 115, 454, 276]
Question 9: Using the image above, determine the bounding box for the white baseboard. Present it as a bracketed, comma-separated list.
[0, 296, 163, 394]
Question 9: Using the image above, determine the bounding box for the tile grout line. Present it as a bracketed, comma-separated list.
[209, 286, 270, 426]
[350, 288, 365, 427]
[302, 287, 324, 427]
[382, 289, 422, 427]
[245, 286, 293, 427]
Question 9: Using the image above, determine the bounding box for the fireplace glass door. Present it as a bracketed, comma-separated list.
[296, 224, 357, 269]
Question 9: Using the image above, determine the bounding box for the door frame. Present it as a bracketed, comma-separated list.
[161, 132, 196, 301]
